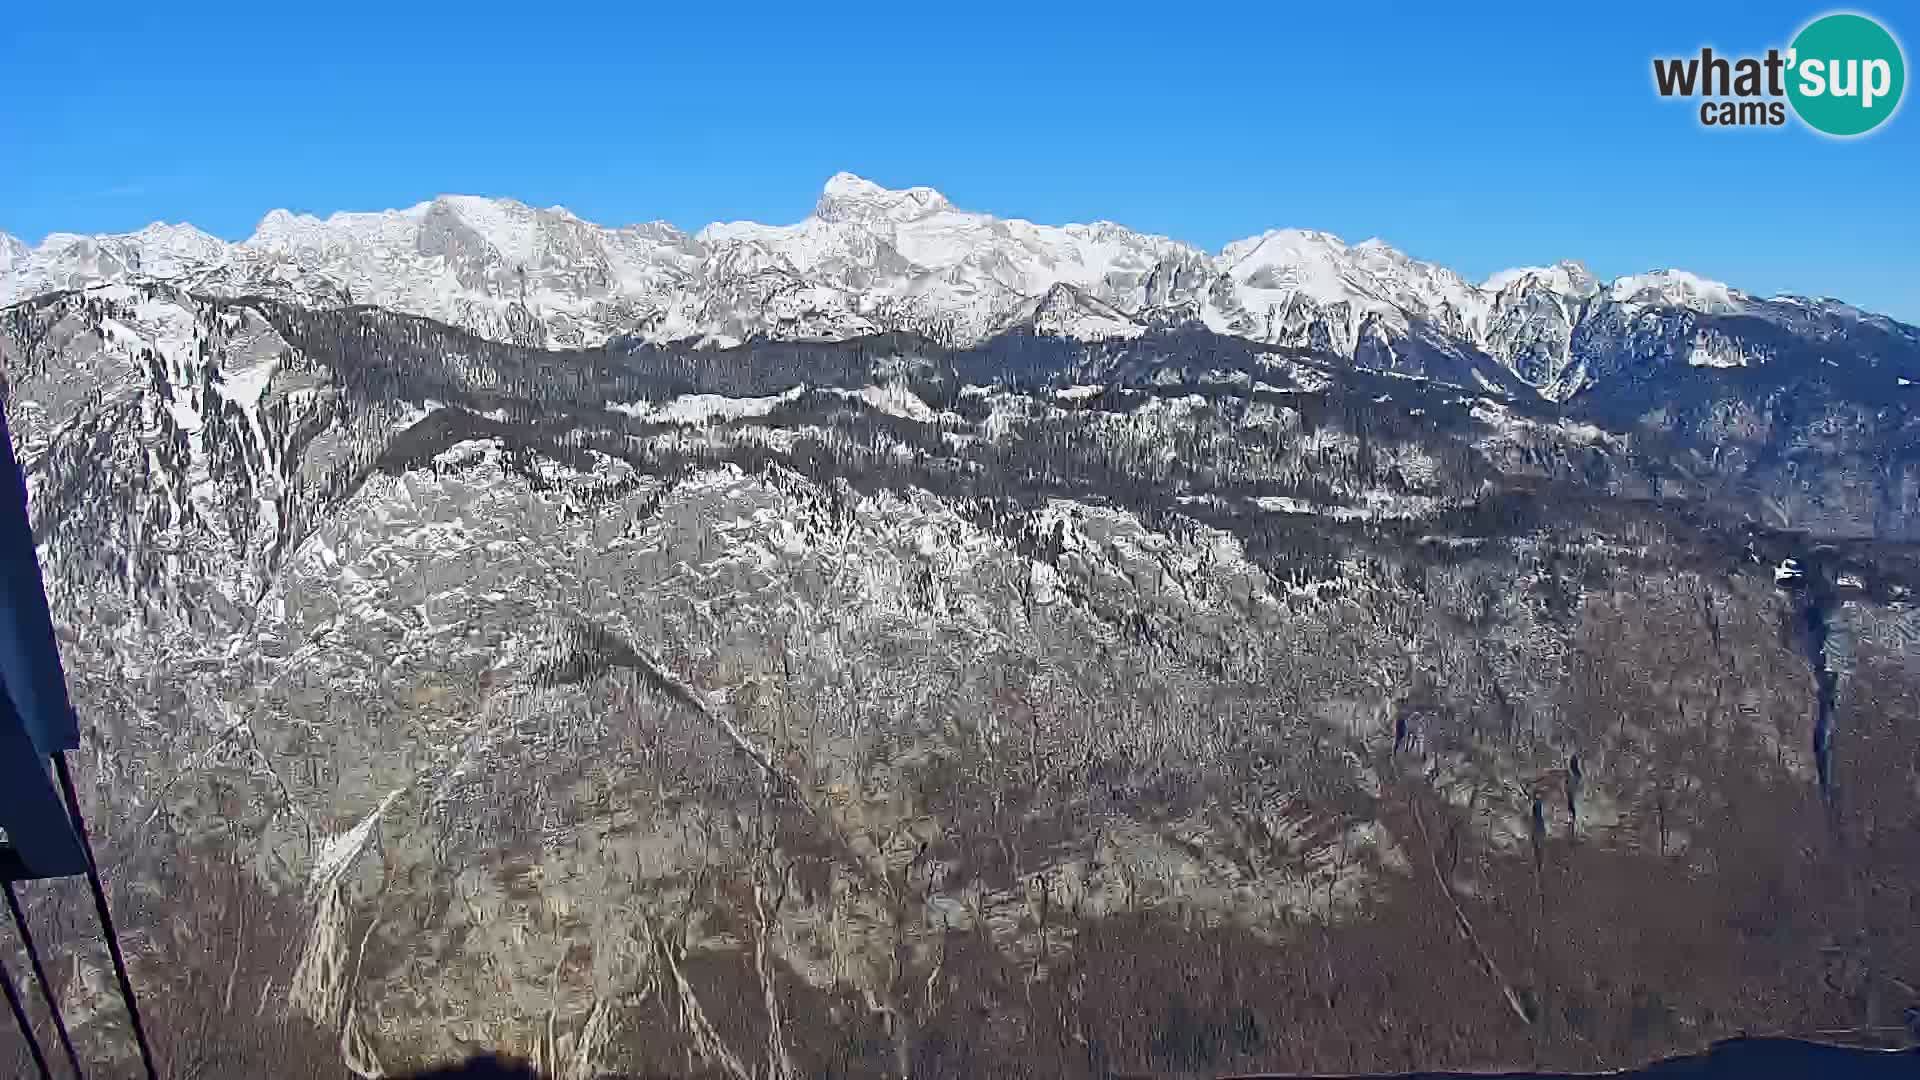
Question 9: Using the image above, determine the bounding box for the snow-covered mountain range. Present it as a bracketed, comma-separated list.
[7, 173, 1912, 402]
[9, 202, 1920, 1075]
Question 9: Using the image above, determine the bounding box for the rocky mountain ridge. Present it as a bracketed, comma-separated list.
[7, 175, 1915, 404]
[4, 203, 1920, 1075]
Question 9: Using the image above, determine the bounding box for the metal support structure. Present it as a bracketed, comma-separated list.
[1, 950, 52, 1080]
[53, 754, 156, 1080]
[4, 880, 83, 1077]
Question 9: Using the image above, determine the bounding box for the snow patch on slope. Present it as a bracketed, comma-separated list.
[610, 385, 806, 425]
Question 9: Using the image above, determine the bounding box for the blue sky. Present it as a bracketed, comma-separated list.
[3, 1, 1914, 318]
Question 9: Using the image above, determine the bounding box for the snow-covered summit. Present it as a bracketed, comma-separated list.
[814, 171, 954, 223]
[1222, 229, 1368, 304]
[1607, 268, 1743, 313]
[1484, 260, 1599, 299]
[2, 221, 232, 301]
[0, 231, 28, 272]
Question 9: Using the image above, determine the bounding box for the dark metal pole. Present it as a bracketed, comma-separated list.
[4, 881, 83, 1077]
[51, 754, 157, 1080]
[1, 951, 52, 1080]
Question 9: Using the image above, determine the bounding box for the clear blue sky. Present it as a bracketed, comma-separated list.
[3, 1, 1915, 318]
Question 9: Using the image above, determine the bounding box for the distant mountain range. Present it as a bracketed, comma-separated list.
[6, 174, 1915, 402]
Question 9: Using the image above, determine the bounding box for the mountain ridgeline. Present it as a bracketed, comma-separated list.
[1, 186, 1918, 1079]
[5, 174, 1917, 402]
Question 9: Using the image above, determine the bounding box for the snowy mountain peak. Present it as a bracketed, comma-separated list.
[2, 221, 231, 296]
[424, 193, 594, 237]
[1484, 260, 1600, 299]
[81, 221, 231, 270]
[132, 219, 228, 250]
[1211, 227, 1490, 337]
[814, 172, 953, 224]
[1221, 228, 1350, 267]
[1608, 268, 1742, 312]
[821, 171, 889, 200]
[434, 193, 535, 216]
[250, 207, 312, 239]
[417, 194, 559, 268]
[246, 203, 426, 252]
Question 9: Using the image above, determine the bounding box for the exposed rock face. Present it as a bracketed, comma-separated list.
[2, 265, 1917, 1077]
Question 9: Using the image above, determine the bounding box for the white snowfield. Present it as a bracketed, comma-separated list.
[609, 385, 808, 426]
[0, 173, 1900, 398]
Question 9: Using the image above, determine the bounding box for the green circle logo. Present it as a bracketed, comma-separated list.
[1787, 13, 1906, 136]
